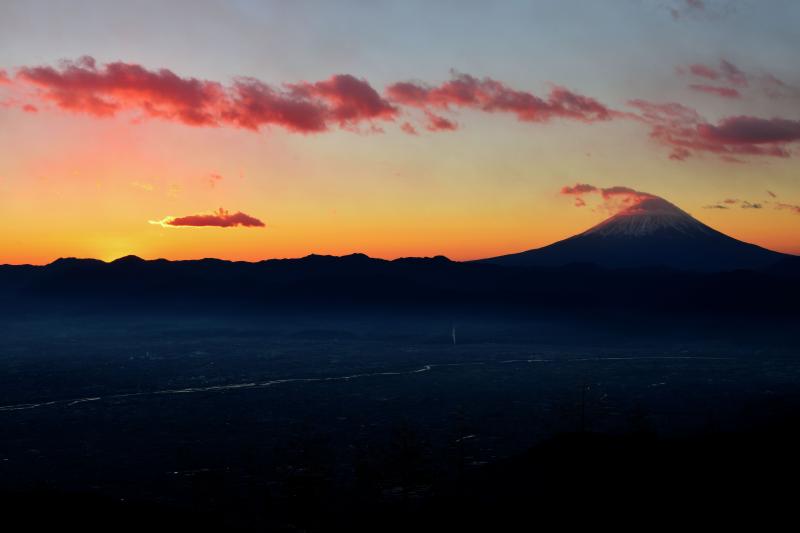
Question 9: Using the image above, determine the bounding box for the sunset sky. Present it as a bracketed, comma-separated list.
[1, 0, 799, 264]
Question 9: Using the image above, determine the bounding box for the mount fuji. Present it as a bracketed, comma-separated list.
[482, 195, 789, 271]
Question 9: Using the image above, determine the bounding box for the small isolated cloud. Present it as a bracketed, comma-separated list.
[767, 190, 777, 198]
[149, 207, 265, 228]
[22, 103, 38, 112]
[208, 173, 223, 188]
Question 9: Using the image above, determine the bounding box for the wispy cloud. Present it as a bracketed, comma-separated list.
[688, 84, 740, 99]
[704, 195, 800, 215]
[773, 202, 800, 214]
[387, 72, 613, 125]
[678, 59, 798, 100]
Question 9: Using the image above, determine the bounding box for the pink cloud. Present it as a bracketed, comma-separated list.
[149, 208, 265, 228]
[719, 60, 748, 87]
[698, 116, 800, 145]
[560, 183, 598, 195]
[8, 59, 621, 138]
[386, 72, 612, 126]
[688, 84, 740, 98]
[12, 56, 797, 166]
[14, 57, 395, 134]
[689, 63, 719, 81]
[288, 74, 397, 129]
[560, 183, 660, 213]
[424, 110, 457, 131]
[221, 77, 329, 133]
[17, 56, 224, 125]
[400, 121, 418, 135]
[678, 59, 799, 99]
[627, 99, 800, 162]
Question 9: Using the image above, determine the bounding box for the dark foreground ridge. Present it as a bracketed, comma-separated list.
[3, 424, 798, 531]
[2, 252, 800, 318]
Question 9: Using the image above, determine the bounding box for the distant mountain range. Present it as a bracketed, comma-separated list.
[481, 196, 788, 271]
[1, 253, 798, 320]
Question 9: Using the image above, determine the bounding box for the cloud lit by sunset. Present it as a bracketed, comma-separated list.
[149, 208, 265, 229]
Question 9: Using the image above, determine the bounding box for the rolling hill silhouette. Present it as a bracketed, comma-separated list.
[1, 250, 798, 320]
[482, 196, 787, 271]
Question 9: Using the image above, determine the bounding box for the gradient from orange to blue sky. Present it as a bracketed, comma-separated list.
[1, 0, 799, 264]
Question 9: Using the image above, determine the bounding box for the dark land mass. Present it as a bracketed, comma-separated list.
[2, 252, 800, 320]
[1, 253, 799, 530]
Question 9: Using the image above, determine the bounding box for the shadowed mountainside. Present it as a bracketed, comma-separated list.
[481, 197, 788, 271]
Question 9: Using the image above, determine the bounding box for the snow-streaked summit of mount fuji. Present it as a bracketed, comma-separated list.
[481, 193, 789, 271]
[582, 197, 715, 238]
